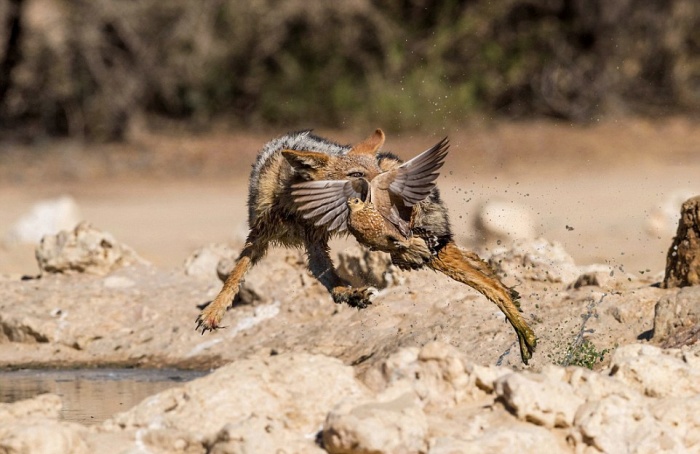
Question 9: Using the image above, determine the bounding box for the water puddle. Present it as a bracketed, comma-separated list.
[0, 368, 208, 425]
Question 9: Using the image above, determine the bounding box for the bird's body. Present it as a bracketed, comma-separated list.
[291, 137, 449, 235]
[346, 197, 433, 269]
[346, 198, 400, 250]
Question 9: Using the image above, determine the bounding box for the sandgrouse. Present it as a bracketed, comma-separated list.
[291, 137, 449, 264]
[346, 197, 434, 269]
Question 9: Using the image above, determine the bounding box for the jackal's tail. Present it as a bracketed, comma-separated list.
[428, 241, 536, 364]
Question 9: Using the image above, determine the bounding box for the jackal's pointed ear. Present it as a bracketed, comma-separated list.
[349, 129, 385, 156]
[282, 149, 330, 172]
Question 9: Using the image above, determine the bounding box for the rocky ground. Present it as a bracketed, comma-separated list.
[0, 120, 699, 453]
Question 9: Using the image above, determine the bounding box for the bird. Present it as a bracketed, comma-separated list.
[291, 137, 450, 239]
[346, 196, 434, 269]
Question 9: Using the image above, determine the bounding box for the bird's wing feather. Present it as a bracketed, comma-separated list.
[291, 180, 362, 232]
[388, 137, 449, 206]
[387, 205, 411, 238]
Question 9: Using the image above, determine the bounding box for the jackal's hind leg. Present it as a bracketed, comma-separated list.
[428, 241, 537, 364]
[196, 232, 268, 333]
[305, 240, 377, 309]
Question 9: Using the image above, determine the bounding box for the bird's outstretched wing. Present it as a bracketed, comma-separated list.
[291, 180, 367, 232]
[386, 137, 449, 206]
[387, 204, 411, 238]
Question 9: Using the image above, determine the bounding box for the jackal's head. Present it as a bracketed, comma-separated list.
[282, 129, 385, 182]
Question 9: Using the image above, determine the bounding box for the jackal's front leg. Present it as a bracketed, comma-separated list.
[305, 241, 378, 309]
[196, 238, 267, 333]
[428, 241, 537, 364]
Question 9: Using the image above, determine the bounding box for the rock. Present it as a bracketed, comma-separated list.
[0, 420, 90, 454]
[183, 243, 237, 279]
[376, 342, 476, 409]
[495, 367, 584, 428]
[35, 222, 147, 275]
[487, 238, 579, 283]
[7, 223, 700, 454]
[650, 396, 700, 449]
[102, 353, 370, 452]
[0, 394, 62, 421]
[468, 364, 513, 393]
[607, 343, 700, 398]
[102, 276, 135, 289]
[663, 195, 700, 288]
[323, 390, 428, 454]
[573, 395, 685, 453]
[474, 199, 536, 246]
[0, 394, 90, 454]
[0, 316, 51, 343]
[565, 366, 638, 403]
[653, 285, 700, 346]
[5, 196, 81, 244]
[336, 246, 405, 289]
[660, 325, 700, 349]
[4, 343, 700, 454]
[208, 414, 325, 454]
[430, 425, 568, 454]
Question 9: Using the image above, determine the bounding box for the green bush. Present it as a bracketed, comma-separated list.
[560, 339, 612, 370]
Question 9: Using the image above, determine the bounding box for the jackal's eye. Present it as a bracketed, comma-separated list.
[347, 171, 365, 178]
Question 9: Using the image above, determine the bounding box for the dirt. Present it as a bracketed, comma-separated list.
[0, 118, 699, 369]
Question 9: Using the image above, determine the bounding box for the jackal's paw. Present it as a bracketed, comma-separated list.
[195, 298, 229, 334]
[516, 324, 537, 365]
[332, 286, 378, 309]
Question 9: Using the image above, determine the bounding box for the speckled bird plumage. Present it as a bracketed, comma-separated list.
[346, 197, 434, 270]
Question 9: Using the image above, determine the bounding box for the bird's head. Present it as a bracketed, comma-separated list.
[347, 197, 364, 213]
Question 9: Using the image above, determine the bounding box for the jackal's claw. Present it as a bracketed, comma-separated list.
[195, 314, 221, 335]
[516, 325, 537, 365]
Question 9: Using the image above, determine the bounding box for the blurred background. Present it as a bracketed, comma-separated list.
[1, 0, 699, 140]
[0, 0, 699, 275]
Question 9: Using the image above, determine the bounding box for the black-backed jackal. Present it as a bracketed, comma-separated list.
[196, 129, 536, 363]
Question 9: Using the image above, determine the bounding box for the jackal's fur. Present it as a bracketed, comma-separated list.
[197, 130, 393, 333]
[196, 129, 536, 363]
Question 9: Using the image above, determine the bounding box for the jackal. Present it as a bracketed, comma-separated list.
[196, 129, 536, 363]
[196, 130, 389, 333]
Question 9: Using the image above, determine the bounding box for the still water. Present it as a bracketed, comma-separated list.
[0, 368, 208, 425]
